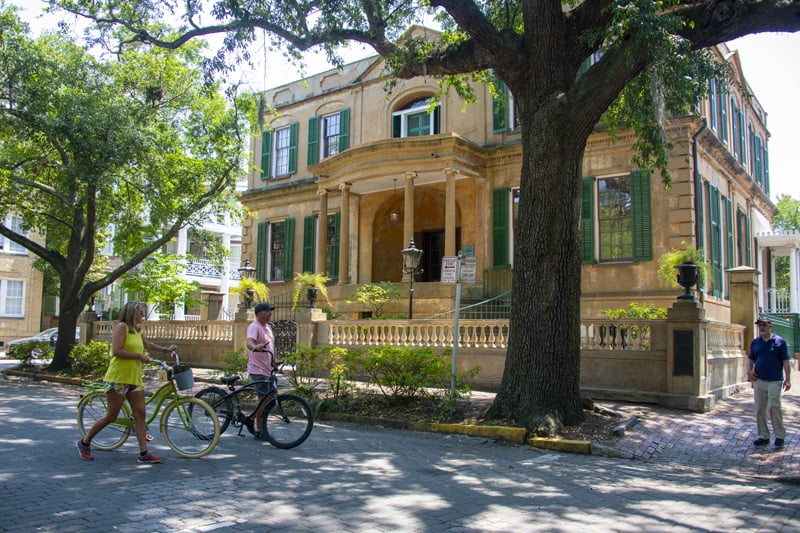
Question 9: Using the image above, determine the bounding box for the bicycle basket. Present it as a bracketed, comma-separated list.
[172, 364, 194, 391]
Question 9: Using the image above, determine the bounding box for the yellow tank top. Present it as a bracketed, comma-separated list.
[103, 327, 145, 386]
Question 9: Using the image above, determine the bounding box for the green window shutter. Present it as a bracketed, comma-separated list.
[492, 188, 510, 269]
[492, 74, 509, 133]
[283, 217, 295, 279]
[631, 170, 652, 262]
[708, 184, 722, 297]
[288, 122, 299, 174]
[764, 144, 770, 195]
[307, 116, 320, 166]
[755, 135, 763, 186]
[260, 131, 272, 180]
[256, 221, 268, 282]
[745, 213, 752, 266]
[738, 112, 746, 165]
[575, 57, 591, 81]
[725, 196, 734, 299]
[45, 295, 56, 314]
[433, 105, 441, 134]
[338, 108, 350, 152]
[332, 212, 341, 279]
[581, 177, 595, 264]
[719, 89, 728, 144]
[695, 174, 705, 252]
[392, 115, 401, 138]
[725, 197, 734, 268]
[302, 215, 315, 273]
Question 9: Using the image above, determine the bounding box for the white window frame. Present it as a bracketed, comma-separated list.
[393, 98, 438, 138]
[268, 221, 286, 282]
[272, 126, 291, 177]
[0, 279, 25, 317]
[2, 216, 28, 254]
[321, 113, 341, 159]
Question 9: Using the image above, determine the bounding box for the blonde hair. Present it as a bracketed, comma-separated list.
[118, 301, 144, 333]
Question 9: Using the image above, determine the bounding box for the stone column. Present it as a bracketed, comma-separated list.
[403, 172, 417, 281]
[443, 167, 458, 257]
[174, 228, 188, 320]
[790, 247, 800, 313]
[317, 189, 328, 275]
[338, 183, 351, 285]
[665, 297, 710, 411]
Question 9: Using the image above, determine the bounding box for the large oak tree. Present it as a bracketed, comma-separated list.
[48, 0, 800, 430]
[0, 6, 250, 370]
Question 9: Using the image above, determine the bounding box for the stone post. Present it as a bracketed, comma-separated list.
[294, 308, 328, 348]
[665, 297, 711, 411]
[728, 266, 760, 350]
[79, 311, 99, 344]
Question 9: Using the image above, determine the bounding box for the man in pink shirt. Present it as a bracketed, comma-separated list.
[245, 302, 277, 438]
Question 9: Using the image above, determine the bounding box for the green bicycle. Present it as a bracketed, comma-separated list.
[76, 354, 220, 458]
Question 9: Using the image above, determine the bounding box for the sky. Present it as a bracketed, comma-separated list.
[12, 1, 800, 201]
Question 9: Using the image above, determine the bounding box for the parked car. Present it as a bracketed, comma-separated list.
[6, 327, 80, 358]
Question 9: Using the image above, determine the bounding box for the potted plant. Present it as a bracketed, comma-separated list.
[657, 244, 709, 290]
[292, 272, 330, 309]
[231, 277, 269, 308]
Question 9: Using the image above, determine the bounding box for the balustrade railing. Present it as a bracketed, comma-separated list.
[328, 319, 510, 349]
[579, 319, 661, 351]
[94, 320, 234, 342]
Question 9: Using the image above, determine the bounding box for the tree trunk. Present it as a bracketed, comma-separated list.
[487, 102, 588, 433]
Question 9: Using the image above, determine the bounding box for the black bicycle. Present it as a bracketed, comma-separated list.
[194, 364, 314, 449]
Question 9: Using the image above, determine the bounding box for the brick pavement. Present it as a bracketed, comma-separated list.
[587, 367, 800, 480]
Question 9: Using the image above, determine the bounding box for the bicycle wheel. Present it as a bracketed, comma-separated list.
[260, 393, 314, 449]
[160, 397, 220, 458]
[76, 391, 131, 451]
[195, 386, 233, 434]
[235, 387, 262, 435]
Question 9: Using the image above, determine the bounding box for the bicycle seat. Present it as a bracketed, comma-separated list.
[220, 375, 242, 385]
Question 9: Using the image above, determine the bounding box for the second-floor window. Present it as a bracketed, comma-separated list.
[0, 279, 24, 317]
[269, 221, 287, 281]
[2, 216, 28, 254]
[492, 76, 520, 133]
[260, 123, 298, 180]
[307, 109, 350, 165]
[392, 97, 441, 138]
[597, 176, 633, 262]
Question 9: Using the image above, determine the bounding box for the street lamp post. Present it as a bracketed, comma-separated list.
[401, 239, 423, 320]
[238, 259, 256, 308]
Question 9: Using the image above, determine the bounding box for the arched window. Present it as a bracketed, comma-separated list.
[391, 97, 441, 138]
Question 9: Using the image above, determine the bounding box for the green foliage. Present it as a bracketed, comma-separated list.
[231, 277, 270, 305]
[775, 195, 800, 233]
[347, 282, 402, 318]
[292, 272, 330, 310]
[348, 345, 475, 399]
[657, 244, 708, 288]
[7, 341, 52, 366]
[600, 302, 667, 320]
[120, 253, 203, 316]
[215, 348, 249, 377]
[0, 8, 248, 369]
[281, 344, 348, 397]
[69, 341, 111, 377]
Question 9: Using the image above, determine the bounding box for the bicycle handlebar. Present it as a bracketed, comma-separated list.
[151, 351, 182, 371]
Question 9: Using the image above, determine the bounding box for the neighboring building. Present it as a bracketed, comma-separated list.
[239, 27, 780, 323]
[0, 215, 45, 347]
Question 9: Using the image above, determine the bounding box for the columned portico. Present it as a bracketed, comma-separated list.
[754, 231, 800, 313]
[444, 167, 458, 257]
[317, 188, 328, 276]
[338, 183, 352, 284]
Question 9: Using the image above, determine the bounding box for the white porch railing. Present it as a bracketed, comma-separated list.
[328, 319, 510, 349]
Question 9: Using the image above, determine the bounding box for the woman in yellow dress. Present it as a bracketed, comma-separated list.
[76, 301, 176, 463]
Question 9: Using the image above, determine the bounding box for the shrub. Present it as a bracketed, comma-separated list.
[7, 340, 52, 367]
[282, 344, 348, 397]
[347, 282, 403, 318]
[349, 345, 478, 399]
[69, 341, 111, 377]
[216, 348, 249, 378]
[600, 302, 667, 320]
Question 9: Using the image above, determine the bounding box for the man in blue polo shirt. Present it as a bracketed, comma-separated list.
[748, 316, 791, 448]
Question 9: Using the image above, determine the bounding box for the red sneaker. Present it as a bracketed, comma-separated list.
[76, 439, 94, 461]
[137, 451, 163, 463]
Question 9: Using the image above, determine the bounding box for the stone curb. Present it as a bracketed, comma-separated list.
[4, 368, 620, 456]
